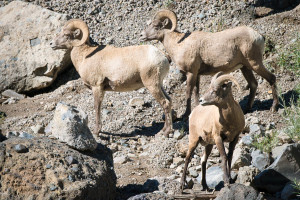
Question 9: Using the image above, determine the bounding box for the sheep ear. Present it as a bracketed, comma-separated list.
[222, 82, 232, 90]
[162, 18, 169, 28]
[73, 29, 81, 38]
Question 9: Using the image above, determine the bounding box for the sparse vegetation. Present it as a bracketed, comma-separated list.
[0, 111, 6, 124]
[164, 0, 175, 9]
[280, 84, 300, 142]
[252, 131, 279, 153]
[278, 33, 300, 76]
[292, 179, 300, 195]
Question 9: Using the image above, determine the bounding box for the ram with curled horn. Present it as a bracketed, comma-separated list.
[50, 19, 173, 137]
[180, 72, 245, 193]
[140, 9, 278, 120]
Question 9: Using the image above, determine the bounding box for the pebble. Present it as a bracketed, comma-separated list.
[173, 130, 185, 140]
[14, 144, 28, 153]
[114, 155, 129, 164]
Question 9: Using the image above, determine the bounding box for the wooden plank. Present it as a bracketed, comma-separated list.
[173, 189, 218, 200]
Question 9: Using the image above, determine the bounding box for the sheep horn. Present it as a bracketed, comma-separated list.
[64, 19, 89, 47]
[211, 71, 225, 83]
[154, 9, 177, 32]
[213, 74, 241, 91]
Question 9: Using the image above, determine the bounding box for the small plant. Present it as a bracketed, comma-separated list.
[292, 179, 300, 195]
[216, 15, 225, 32]
[280, 84, 300, 142]
[251, 131, 278, 153]
[277, 33, 300, 76]
[0, 111, 6, 125]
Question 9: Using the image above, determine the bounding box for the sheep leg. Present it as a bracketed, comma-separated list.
[180, 138, 199, 193]
[215, 136, 230, 186]
[146, 85, 173, 137]
[92, 86, 105, 136]
[182, 72, 197, 121]
[241, 66, 258, 112]
[248, 60, 279, 112]
[227, 135, 239, 183]
[193, 74, 200, 106]
[200, 144, 213, 190]
[161, 86, 176, 121]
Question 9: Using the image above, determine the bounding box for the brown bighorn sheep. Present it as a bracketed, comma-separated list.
[180, 72, 245, 193]
[140, 9, 278, 119]
[50, 19, 173, 137]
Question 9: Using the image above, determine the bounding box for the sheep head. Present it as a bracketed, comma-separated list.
[200, 72, 240, 107]
[140, 9, 177, 42]
[50, 19, 90, 50]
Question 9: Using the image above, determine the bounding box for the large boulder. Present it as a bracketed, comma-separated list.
[215, 183, 263, 200]
[50, 102, 97, 151]
[0, 1, 71, 93]
[254, 143, 300, 193]
[0, 137, 116, 200]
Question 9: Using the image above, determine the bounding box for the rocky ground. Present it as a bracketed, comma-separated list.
[0, 0, 300, 199]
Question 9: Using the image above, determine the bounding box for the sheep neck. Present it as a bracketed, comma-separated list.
[70, 44, 91, 73]
[162, 31, 185, 60]
[217, 94, 238, 126]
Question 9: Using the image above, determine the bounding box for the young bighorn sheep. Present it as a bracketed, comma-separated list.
[140, 9, 278, 119]
[50, 19, 173, 137]
[180, 72, 245, 193]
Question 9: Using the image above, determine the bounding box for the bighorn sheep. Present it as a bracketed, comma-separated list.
[180, 72, 245, 193]
[50, 19, 173, 137]
[140, 9, 278, 119]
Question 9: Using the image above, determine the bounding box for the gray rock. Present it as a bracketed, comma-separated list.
[249, 124, 262, 135]
[188, 168, 198, 178]
[0, 137, 116, 199]
[0, 1, 71, 93]
[281, 182, 299, 200]
[272, 144, 289, 160]
[114, 155, 129, 164]
[31, 125, 45, 134]
[173, 130, 185, 140]
[254, 143, 300, 193]
[236, 166, 259, 186]
[231, 147, 251, 170]
[196, 166, 236, 189]
[1, 90, 25, 99]
[14, 144, 28, 153]
[215, 183, 263, 200]
[129, 97, 145, 107]
[50, 102, 97, 151]
[251, 150, 270, 171]
[19, 132, 34, 139]
[239, 135, 254, 146]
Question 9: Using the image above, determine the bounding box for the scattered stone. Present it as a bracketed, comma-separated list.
[188, 168, 198, 178]
[254, 143, 300, 193]
[196, 166, 236, 190]
[271, 143, 289, 160]
[251, 149, 270, 171]
[2, 97, 18, 105]
[129, 97, 144, 108]
[231, 147, 251, 170]
[1, 89, 25, 99]
[249, 124, 262, 136]
[65, 156, 76, 165]
[239, 135, 254, 146]
[31, 125, 45, 134]
[114, 155, 129, 164]
[173, 130, 185, 140]
[215, 183, 263, 200]
[50, 102, 97, 151]
[236, 166, 260, 186]
[173, 157, 184, 167]
[19, 132, 34, 139]
[44, 102, 56, 111]
[14, 144, 28, 153]
[277, 131, 293, 143]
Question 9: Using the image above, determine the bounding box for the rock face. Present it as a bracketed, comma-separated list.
[254, 143, 300, 193]
[215, 183, 263, 200]
[51, 102, 97, 151]
[0, 137, 116, 200]
[0, 1, 71, 93]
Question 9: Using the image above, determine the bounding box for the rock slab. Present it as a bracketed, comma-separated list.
[0, 137, 116, 200]
[51, 102, 97, 151]
[0, 1, 71, 93]
[254, 143, 300, 193]
[215, 183, 263, 200]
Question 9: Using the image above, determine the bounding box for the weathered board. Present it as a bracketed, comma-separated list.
[173, 189, 218, 200]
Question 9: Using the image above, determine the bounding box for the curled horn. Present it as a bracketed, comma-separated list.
[64, 19, 89, 47]
[211, 71, 225, 83]
[213, 73, 241, 91]
[153, 9, 177, 32]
